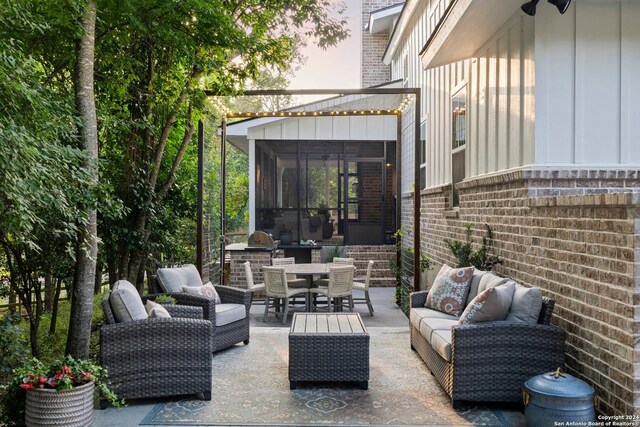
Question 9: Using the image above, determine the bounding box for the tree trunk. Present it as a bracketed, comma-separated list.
[107, 256, 117, 288]
[94, 259, 103, 293]
[66, 0, 98, 359]
[44, 271, 53, 312]
[50, 278, 63, 335]
[29, 318, 41, 358]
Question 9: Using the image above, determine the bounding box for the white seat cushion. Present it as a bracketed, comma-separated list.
[418, 318, 459, 342]
[410, 307, 458, 329]
[110, 280, 148, 323]
[430, 330, 453, 362]
[214, 303, 246, 326]
[157, 264, 202, 293]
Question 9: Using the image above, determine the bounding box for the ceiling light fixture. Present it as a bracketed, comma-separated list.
[521, 0, 572, 16]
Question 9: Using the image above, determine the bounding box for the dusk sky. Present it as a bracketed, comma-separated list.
[289, 0, 362, 90]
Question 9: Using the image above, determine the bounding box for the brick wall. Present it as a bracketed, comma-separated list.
[419, 167, 640, 415]
[361, 0, 402, 88]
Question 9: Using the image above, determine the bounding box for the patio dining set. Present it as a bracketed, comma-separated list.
[244, 257, 376, 324]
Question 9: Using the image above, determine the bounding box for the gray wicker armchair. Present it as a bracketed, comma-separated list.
[410, 290, 566, 408]
[101, 292, 213, 402]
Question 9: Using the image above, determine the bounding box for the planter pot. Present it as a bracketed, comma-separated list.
[25, 381, 94, 427]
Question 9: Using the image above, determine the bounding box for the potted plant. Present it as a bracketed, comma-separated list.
[2, 355, 122, 427]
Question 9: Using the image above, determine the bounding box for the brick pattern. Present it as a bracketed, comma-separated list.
[419, 167, 640, 415]
[227, 251, 274, 289]
[361, 0, 403, 88]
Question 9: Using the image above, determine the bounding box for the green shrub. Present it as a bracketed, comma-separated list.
[0, 313, 29, 384]
[445, 223, 502, 270]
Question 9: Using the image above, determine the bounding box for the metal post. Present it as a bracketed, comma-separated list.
[413, 90, 421, 292]
[220, 116, 227, 287]
[197, 120, 204, 276]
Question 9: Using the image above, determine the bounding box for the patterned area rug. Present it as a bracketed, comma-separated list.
[141, 327, 526, 426]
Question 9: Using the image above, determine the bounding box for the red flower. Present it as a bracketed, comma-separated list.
[19, 383, 33, 390]
[39, 376, 47, 383]
[61, 366, 71, 374]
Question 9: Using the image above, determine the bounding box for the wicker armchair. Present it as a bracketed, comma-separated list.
[310, 265, 355, 312]
[154, 285, 252, 353]
[410, 291, 566, 407]
[100, 292, 213, 401]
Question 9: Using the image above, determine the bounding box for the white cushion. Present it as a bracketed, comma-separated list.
[477, 272, 508, 294]
[157, 264, 203, 293]
[183, 282, 221, 304]
[506, 283, 543, 324]
[110, 280, 148, 323]
[214, 303, 246, 326]
[418, 318, 458, 342]
[410, 307, 458, 329]
[467, 270, 488, 301]
[430, 330, 452, 362]
[145, 300, 171, 318]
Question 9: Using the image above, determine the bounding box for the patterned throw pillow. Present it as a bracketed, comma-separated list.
[458, 281, 516, 325]
[425, 266, 474, 317]
[183, 282, 221, 304]
[145, 300, 172, 319]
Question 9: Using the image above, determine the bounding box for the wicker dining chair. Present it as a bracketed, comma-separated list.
[352, 260, 374, 315]
[263, 266, 308, 324]
[314, 257, 354, 286]
[310, 265, 355, 312]
[271, 257, 307, 305]
[244, 261, 266, 305]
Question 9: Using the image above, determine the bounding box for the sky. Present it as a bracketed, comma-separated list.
[288, 0, 362, 90]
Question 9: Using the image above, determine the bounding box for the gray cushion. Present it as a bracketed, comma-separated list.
[467, 270, 488, 301]
[459, 281, 516, 324]
[430, 329, 452, 362]
[477, 272, 508, 294]
[183, 282, 221, 304]
[418, 318, 458, 342]
[157, 264, 203, 293]
[145, 300, 171, 318]
[214, 303, 246, 326]
[425, 266, 474, 317]
[506, 283, 543, 324]
[410, 307, 458, 329]
[110, 280, 148, 323]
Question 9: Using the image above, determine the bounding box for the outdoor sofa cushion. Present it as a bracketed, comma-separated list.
[110, 280, 148, 323]
[410, 307, 458, 331]
[214, 303, 246, 326]
[157, 264, 203, 293]
[459, 281, 515, 324]
[418, 318, 458, 342]
[430, 330, 452, 361]
[506, 283, 543, 324]
[425, 265, 474, 317]
[466, 269, 488, 301]
[476, 272, 509, 294]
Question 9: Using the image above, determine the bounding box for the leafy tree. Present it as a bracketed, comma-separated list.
[0, 1, 92, 356]
[92, 0, 349, 289]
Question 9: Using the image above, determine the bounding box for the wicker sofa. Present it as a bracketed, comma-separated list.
[101, 283, 213, 402]
[155, 264, 252, 353]
[410, 268, 566, 408]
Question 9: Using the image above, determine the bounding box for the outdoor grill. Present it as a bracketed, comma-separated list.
[247, 230, 276, 249]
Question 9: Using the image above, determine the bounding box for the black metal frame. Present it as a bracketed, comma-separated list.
[199, 87, 421, 291]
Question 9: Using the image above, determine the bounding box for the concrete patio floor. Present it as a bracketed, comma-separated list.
[92, 287, 525, 426]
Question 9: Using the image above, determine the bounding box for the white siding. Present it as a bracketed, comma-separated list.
[246, 116, 396, 141]
[535, 0, 640, 166]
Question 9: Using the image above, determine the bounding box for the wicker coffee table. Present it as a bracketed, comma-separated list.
[288, 312, 370, 390]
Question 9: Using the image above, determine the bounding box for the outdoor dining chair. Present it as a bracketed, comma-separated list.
[244, 261, 266, 306]
[352, 260, 374, 315]
[313, 257, 354, 286]
[262, 266, 309, 324]
[310, 265, 355, 312]
[271, 257, 307, 305]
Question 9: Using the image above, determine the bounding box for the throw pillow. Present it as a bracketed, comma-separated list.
[109, 280, 148, 323]
[425, 266, 474, 317]
[477, 272, 508, 294]
[145, 300, 172, 319]
[183, 282, 221, 304]
[506, 283, 543, 324]
[459, 281, 516, 325]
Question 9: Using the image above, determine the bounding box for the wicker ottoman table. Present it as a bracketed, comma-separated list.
[288, 312, 370, 390]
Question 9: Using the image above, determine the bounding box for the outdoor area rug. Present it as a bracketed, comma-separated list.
[141, 327, 526, 426]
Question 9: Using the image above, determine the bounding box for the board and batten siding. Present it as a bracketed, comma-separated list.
[535, 0, 640, 166]
[246, 115, 397, 142]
